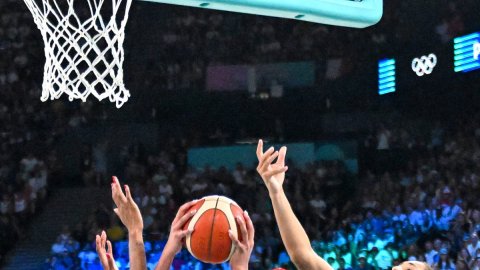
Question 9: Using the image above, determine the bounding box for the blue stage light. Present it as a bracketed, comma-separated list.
[454, 32, 480, 73]
[378, 58, 396, 95]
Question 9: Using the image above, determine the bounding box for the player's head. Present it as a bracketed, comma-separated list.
[392, 261, 432, 270]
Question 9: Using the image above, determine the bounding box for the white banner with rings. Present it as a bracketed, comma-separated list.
[411, 53, 437, 76]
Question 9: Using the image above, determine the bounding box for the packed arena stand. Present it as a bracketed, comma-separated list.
[0, 0, 59, 263]
[39, 117, 480, 269]
[0, 0, 480, 269]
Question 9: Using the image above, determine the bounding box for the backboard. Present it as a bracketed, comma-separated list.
[143, 0, 383, 28]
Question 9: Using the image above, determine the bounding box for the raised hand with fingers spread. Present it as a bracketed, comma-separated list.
[155, 200, 199, 270]
[95, 230, 118, 270]
[256, 139, 289, 196]
[229, 211, 255, 270]
[111, 176, 146, 270]
[255, 140, 333, 270]
[111, 176, 143, 234]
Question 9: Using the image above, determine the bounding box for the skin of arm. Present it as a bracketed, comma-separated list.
[256, 140, 334, 270]
[155, 248, 176, 270]
[155, 200, 198, 270]
[112, 176, 147, 270]
[128, 230, 146, 270]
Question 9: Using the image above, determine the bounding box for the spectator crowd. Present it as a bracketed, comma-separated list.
[0, 0, 59, 264]
[0, 0, 479, 269]
[43, 115, 480, 270]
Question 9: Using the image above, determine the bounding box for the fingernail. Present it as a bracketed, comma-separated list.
[244, 210, 249, 216]
[124, 185, 127, 189]
[192, 199, 199, 203]
[191, 210, 197, 214]
[228, 229, 233, 235]
[106, 253, 110, 258]
[112, 176, 116, 183]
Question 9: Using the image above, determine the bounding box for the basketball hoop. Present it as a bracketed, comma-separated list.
[23, 0, 133, 108]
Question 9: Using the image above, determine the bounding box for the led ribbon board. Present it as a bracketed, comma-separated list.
[378, 58, 395, 95]
[454, 32, 480, 73]
[144, 0, 382, 28]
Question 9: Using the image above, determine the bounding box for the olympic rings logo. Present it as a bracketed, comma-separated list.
[411, 53, 437, 76]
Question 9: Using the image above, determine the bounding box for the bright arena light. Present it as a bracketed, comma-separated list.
[474, 42, 480, 60]
[378, 58, 396, 95]
[454, 32, 480, 73]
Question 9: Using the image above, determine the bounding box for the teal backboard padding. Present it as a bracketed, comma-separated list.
[143, 0, 383, 28]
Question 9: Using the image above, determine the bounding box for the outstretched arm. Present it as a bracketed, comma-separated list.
[256, 140, 333, 270]
[155, 200, 198, 270]
[112, 176, 147, 270]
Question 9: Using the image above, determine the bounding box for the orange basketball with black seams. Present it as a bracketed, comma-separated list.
[183, 195, 245, 264]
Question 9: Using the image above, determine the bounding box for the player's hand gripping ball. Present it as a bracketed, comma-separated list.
[183, 195, 245, 264]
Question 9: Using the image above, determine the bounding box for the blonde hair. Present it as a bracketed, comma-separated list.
[422, 262, 433, 270]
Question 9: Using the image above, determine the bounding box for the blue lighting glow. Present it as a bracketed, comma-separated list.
[378, 58, 396, 95]
[453, 32, 480, 73]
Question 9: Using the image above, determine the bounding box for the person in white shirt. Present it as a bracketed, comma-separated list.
[309, 194, 327, 219]
[392, 206, 408, 228]
[409, 203, 431, 231]
[232, 163, 247, 186]
[468, 234, 480, 258]
[0, 194, 11, 215]
[158, 179, 173, 204]
[375, 247, 394, 270]
[14, 193, 26, 214]
[424, 241, 438, 266]
[377, 126, 391, 150]
[20, 153, 39, 174]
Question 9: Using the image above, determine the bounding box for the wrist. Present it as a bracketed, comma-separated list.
[163, 241, 179, 257]
[268, 188, 284, 198]
[128, 229, 144, 243]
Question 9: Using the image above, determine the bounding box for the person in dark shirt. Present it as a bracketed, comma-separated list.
[353, 256, 374, 270]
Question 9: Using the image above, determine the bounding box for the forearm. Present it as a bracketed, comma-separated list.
[270, 191, 312, 256]
[269, 191, 332, 270]
[230, 265, 248, 270]
[155, 246, 176, 270]
[128, 230, 147, 270]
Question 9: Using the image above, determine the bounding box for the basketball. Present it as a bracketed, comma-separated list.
[183, 195, 245, 264]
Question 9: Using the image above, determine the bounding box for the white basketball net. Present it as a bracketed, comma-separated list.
[23, 0, 133, 108]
